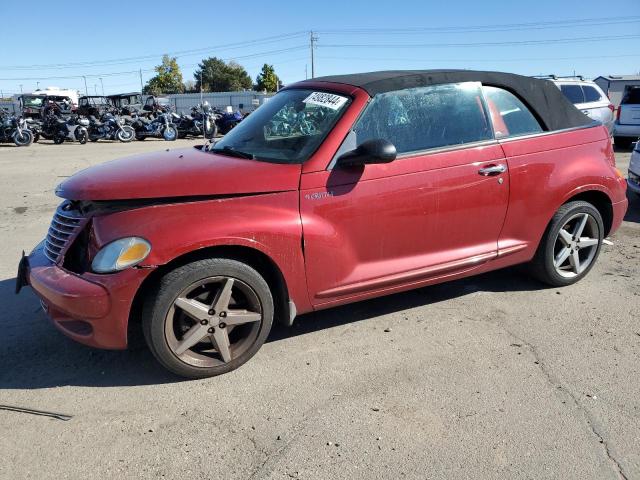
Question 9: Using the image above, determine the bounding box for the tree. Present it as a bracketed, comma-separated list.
[255, 64, 280, 92]
[183, 80, 196, 93]
[193, 57, 253, 92]
[143, 55, 184, 95]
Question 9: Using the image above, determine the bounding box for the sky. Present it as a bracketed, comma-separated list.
[0, 0, 638, 97]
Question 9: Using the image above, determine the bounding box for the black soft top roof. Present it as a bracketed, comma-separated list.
[298, 70, 592, 131]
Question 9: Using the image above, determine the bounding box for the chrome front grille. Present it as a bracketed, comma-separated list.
[44, 206, 85, 263]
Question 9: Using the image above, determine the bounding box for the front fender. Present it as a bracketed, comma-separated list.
[90, 191, 312, 313]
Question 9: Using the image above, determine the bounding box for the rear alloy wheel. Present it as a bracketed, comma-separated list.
[530, 201, 603, 287]
[143, 258, 273, 378]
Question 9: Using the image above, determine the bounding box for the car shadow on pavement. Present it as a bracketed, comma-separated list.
[0, 268, 546, 390]
[0, 278, 181, 389]
[269, 267, 546, 343]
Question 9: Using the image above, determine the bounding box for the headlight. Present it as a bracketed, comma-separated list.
[91, 237, 151, 273]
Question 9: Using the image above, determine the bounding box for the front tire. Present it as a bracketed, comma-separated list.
[142, 258, 274, 378]
[116, 126, 135, 142]
[76, 129, 88, 144]
[13, 130, 33, 146]
[529, 201, 604, 287]
[162, 125, 178, 141]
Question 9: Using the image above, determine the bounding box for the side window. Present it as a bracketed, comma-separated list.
[582, 86, 602, 103]
[483, 86, 543, 138]
[353, 82, 492, 155]
[560, 85, 585, 104]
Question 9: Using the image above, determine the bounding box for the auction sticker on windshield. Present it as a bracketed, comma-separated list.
[303, 92, 348, 110]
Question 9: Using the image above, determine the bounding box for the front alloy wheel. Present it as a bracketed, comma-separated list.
[143, 258, 273, 378]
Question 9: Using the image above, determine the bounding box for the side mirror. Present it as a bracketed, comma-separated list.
[337, 139, 397, 167]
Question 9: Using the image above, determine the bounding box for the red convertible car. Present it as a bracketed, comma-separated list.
[17, 70, 628, 378]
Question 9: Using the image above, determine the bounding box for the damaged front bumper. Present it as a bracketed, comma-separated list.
[16, 241, 154, 349]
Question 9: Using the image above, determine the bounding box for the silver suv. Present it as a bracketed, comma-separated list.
[547, 76, 614, 134]
[614, 86, 640, 149]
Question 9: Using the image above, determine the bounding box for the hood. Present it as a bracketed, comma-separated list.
[56, 147, 302, 201]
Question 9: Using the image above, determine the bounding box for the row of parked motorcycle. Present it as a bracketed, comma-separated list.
[0, 100, 245, 147]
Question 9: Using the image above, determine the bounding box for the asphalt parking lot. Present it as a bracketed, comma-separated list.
[0, 140, 638, 479]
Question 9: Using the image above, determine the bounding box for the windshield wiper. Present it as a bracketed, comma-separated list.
[212, 145, 255, 159]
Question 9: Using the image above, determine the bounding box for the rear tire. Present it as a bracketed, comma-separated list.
[529, 201, 604, 287]
[53, 135, 65, 145]
[614, 137, 632, 149]
[142, 258, 274, 378]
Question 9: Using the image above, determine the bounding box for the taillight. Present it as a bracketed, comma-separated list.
[616, 106, 621, 121]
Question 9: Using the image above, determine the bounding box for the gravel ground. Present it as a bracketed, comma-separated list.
[0, 139, 638, 480]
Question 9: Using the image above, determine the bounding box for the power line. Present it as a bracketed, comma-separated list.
[317, 53, 640, 63]
[320, 34, 640, 49]
[5, 16, 638, 72]
[0, 46, 309, 81]
[317, 16, 640, 34]
[2, 31, 309, 71]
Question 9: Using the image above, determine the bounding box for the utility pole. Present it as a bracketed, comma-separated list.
[305, 64, 308, 80]
[99, 77, 104, 96]
[36, 81, 40, 90]
[82, 76, 88, 96]
[310, 31, 318, 78]
[139, 69, 144, 93]
[200, 70, 203, 105]
[19, 84, 23, 94]
[94, 84, 98, 95]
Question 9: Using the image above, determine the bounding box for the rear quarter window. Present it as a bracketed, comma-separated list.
[560, 85, 585, 104]
[483, 86, 543, 138]
[582, 86, 603, 103]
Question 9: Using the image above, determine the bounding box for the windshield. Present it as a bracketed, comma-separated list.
[23, 97, 44, 108]
[212, 89, 351, 164]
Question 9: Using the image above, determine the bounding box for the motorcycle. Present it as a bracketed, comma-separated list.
[41, 113, 89, 144]
[88, 112, 135, 142]
[131, 111, 178, 141]
[174, 102, 217, 139]
[214, 107, 244, 135]
[0, 113, 33, 146]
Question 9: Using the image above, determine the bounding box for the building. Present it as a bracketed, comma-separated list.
[164, 91, 275, 114]
[593, 75, 640, 107]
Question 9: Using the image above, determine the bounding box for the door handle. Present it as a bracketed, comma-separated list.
[478, 164, 507, 176]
